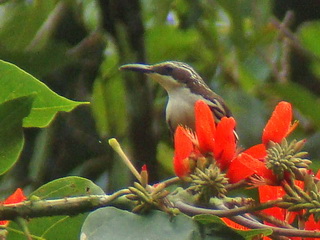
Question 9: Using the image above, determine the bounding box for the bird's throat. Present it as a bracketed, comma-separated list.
[166, 87, 206, 132]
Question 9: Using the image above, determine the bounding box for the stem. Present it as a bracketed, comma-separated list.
[109, 138, 142, 183]
[270, 17, 320, 61]
[16, 217, 32, 240]
[159, 177, 180, 187]
[225, 179, 247, 191]
[217, 204, 320, 238]
[174, 199, 283, 217]
[0, 189, 129, 221]
[253, 211, 295, 229]
[6, 227, 45, 240]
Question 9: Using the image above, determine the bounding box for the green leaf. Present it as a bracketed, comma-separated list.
[0, 60, 88, 128]
[0, 95, 34, 175]
[266, 82, 320, 127]
[0, 1, 56, 51]
[298, 21, 320, 58]
[8, 176, 105, 240]
[81, 207, 202, 240]
[194, 215, 272, 240]
[91, 71, 127, 137]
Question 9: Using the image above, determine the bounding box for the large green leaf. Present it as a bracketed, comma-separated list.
[0, 95, 34, 175]
[194, 215, 272, 240]
[81, 207, 202, 240]
[0, 60, 88, 128]
[81, 207, 246, 240]
[7, 176, 105, 240]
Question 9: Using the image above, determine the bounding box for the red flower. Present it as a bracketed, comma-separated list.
[194, 101, 236, 170]
[0, 188, 26, 226]
[173, 100, 236, 177]
[227, 101, 296, 184]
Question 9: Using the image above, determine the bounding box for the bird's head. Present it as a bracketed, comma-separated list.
[120, 61, 206, 92]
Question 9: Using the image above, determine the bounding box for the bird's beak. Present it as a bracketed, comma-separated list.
[119, 63, 154, 74]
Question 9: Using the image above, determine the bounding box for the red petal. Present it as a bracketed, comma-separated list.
[0, 188, 26, 226]
[213, 117, 236, 170]
[195, 100, 216, 153]
[4, 188, 26, 205]
[262, 101, 292, 145]
[227, 153, 259, 183]
[227, 153, 276, 184]
[258, 185, 286, 224]
[173, 126, 193, 177]
[244, 144, 267, 160]
[259, 182, 304, 227]
[305, 214, 320, 232]
[222, 218, 250, 231]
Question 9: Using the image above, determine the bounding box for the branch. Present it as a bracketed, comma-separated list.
[217, 204, 320, 238]
[270, 16, 320, 62]
[0, 189, 129, 221]
[175, 200, 320, 238]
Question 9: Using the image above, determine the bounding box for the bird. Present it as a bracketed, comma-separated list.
[119, 61, 232, 133]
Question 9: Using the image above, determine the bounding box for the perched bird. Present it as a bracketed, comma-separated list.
[120, 61, 232, 133]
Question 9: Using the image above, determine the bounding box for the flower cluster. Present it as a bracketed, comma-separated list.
[173, 100, 236, 179]
[172, 99, 320, 238]
[173, 100, 309, 186]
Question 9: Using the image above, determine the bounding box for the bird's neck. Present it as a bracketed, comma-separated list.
[166, 87, 206, 131]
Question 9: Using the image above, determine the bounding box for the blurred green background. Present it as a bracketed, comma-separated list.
[1, 0, 320, 195]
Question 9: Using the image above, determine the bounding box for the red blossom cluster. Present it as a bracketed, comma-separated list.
[174, 100, 295, 183]
[173, 100, 236, 178]
[173, 100, 320, 238]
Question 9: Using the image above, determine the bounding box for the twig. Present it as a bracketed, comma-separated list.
[278, 11, 294, 84]
[270, 17, 320, 62]
[174, 199, 283, 217]
[225, 179, 248, 191]
[253, 211, 295, 229]
[159, 177, 180, 187]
